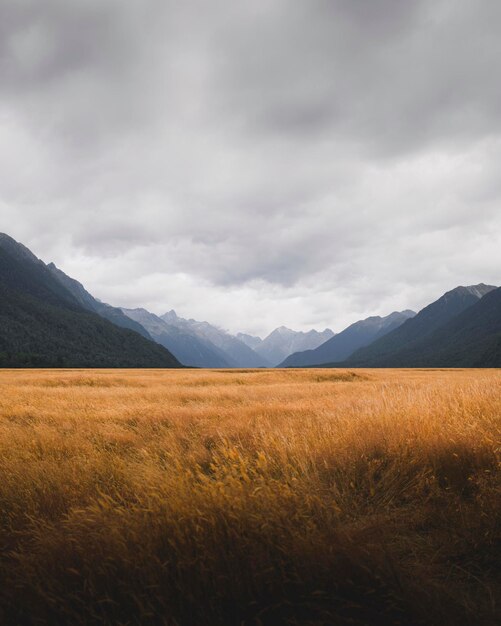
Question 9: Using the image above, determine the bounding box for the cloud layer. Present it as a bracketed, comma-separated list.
[1, 0, 500, 335]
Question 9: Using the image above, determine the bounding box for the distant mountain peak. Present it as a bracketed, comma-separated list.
[255, 325, 335, 365]
[463, 284, 497, 298]
[163, 309, 179, 321]
[157, 310, 270, 367]
[125, 307, 150, 315]
[442, 284, 496, 300]
[268, 326, 294, 337]
[236, 332, 263, 350]
[279, 310, 413, 367]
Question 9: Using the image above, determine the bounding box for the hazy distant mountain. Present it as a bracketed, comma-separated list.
[345, 284, 498, 367]
[252, 327, 335, 366]
[280, 311, 415, 367]
[49, 264, 232, 368]
[122, 308, 231, 368]
[236, 333, 263, 350]
[0, 233, 181, 368]
[47, 263, 152, 339]
[161, 311, 269, 368]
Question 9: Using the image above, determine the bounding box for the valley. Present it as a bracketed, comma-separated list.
[1, 233, 499, 369]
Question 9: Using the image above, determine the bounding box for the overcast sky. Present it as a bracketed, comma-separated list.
[1, 0, 500, 336]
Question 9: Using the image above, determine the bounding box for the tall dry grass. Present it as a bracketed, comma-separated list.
[0, 368, 499, 625]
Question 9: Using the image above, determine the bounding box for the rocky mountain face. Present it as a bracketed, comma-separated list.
[122, 308, 231, 368]
[250, 327, 335, 366]
[280, 311, 414, 367]
[0, 234, 181, 368]
[160, 311, 270, 368]
[236, 333, 263, 351]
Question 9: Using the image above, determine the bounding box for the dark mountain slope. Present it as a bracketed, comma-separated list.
[47, 263, 152, 339]
[122, 308, 231, 368]
[0, 234, 181, 368]
[346, 284, 496, 367]
[0, 234, 82, 307]
[280, 311, 415, 367]
[351, 287, 501, 367]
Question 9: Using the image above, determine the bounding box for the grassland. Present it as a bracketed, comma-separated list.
[0, 368, 499, 625]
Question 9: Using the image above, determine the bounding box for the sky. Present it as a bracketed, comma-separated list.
[1, 0, 500, 337]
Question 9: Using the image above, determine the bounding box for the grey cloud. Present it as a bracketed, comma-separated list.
[217, 1, 501, 155]
[0, 0, 500, 335]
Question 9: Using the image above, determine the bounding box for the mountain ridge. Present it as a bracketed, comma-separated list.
[280, 310, 415, 367]
[159, 310, 270, 368]
[344, 284, 499, 367]
[345, 284, 496, 367]
[0, 234, 181, 368]
[246, 326, 335, 366]
[122, 308, 232, 368]
[47, 263, 153, 339]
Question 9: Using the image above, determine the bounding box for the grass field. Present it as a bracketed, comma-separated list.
[0, 368, 499, 625]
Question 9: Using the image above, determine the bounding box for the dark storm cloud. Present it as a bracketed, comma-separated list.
[219, 0, 501, 153]
[1, 0, 500, 334]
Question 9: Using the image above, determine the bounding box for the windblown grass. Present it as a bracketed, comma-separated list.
[0, 368, 499, 625]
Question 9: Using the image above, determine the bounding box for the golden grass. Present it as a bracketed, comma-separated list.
[0, 368, 499, 625]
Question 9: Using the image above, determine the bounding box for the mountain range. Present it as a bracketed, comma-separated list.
[0, 233, 499, 368]
[282, 284, 500, 368]
[280, 310, 415, 367]
[239, 327, 335, 366]
[121, 308, 232, 368]
[342, 284, 499, 367]
[159, 310, 270, 367]
[0, 234, 180, 368]
[0, 234, 331, 368]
